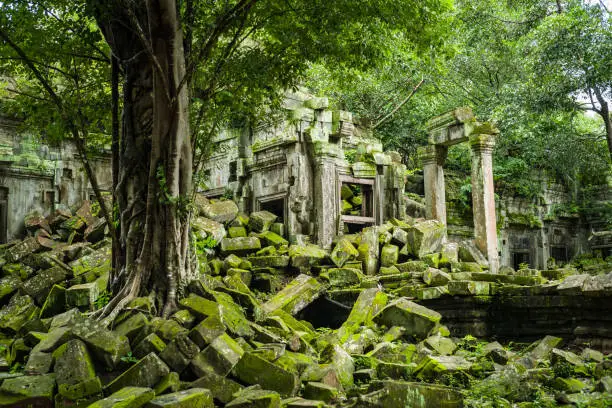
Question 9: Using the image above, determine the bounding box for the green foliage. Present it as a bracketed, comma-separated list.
[94, 290, 110, 310]
[120, 352, 138, 365]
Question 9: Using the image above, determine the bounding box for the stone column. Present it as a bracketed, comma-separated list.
[469, 133, 499, 273]
[313, 156, 338, 249]
[419, 145, 448, 225]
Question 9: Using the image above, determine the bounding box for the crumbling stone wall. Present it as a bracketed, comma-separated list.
[0, 117, 111, 242]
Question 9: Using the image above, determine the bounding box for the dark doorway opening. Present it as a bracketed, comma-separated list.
[260, 197, 285, 224]
[512, 252, 530, 270]
[551, 247, 568, 264]
[0, 188, 7, 244]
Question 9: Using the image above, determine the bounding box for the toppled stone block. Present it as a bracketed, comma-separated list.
[72, 320, 131, 369]
[321, 267, 363, 288]
[424, 334, 456, 356]
[373, 298, 441, 341]
[228, 226, 247, 238]
[262, 274, 326, 315]
[406, 220, 445, 258]
[105, 352, 170, 394]
[516, 335, 562, 369]
[226, 388, 282, 408]
[423, 268, 451, 286]
[189, 367, 244, 404]
[458, 240, 488, 267]
[557, 274, 589, 294]
[260, 231, 289, 248]
[0, 373, 56, 406]
[232, 351, 300, 397]
[440, 242, 459, 266]
[146, 388, 214, 408]
[203, 200, 239, 224]
[303, 381, 339, 403]
[179, 294, 219, 320]
[330, 238, 359, 267]
[22, 265, 71, 304]
[363, 380, 463, 408]
[133, 333, 166, 359]
[25, 351, 53, 375]
[380, 244, 399, 267]
[220, 237, 262, 255]
[53, 339, 99, 399]
[415, 355, 472, 381]
[249, 256, 289, 268]
[159, 335, 200, 373]
[0, 276, 20, 303]
[65, 281, 100, 311]
[338, 288, 387, 342]
[189, 315, 226, 348]
[448, 280, 490, 296]
[0, 294, 39, 333]
[289, 244, 327, 272]
[192, 216, 227, 243]
[190, 333, 243, 377]
[40, 284, 66, 318]
[249, 211, 278, 233]
[5, 237, 42, 263]
[88, 387, 154, 408]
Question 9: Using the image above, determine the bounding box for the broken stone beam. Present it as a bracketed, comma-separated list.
[261, 274, 326, 315]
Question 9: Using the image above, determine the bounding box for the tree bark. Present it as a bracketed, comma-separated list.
[91, 0, 194, 321]
[593, 86, 612, 162]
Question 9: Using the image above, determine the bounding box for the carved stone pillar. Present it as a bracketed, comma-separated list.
[470, 133, 499, 273]
[314, 156, 338, 249]
[419, 145, 448, 225]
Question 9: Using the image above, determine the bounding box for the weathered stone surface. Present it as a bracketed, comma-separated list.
[203, 200, 239, 224]
[225, 388, 281, 408]
[190, 333, 243, 376]
[65, 281, 100, 310]
[179, 294, 218, 320]
[133, 333, 166, 359]
[405, 220, 445, 258]
[5, 237, 42, 263]
[330, 238, 359, 267]
[106, 353, 170, 394]
[373, 298, 441, 340]
[192, 216, 227, 243]
[145, 388, 214, 408]
[232, 351, 300, 397]
[380, 244, 399, 267]
[557, 274, 589, 294]
[262, 274, 325, 315]
[159, 335, 200, 373]
[88, 387, 155, 408]
[289, 244, 327, 272]
[415, 355, 472, 381]
[0, 276, 20, 303]
[189, 368, 244, 404]
[24, 351, 53, 375]
[249, 256, 289, 268]
[516, 335, 563, 369]
[423, 268, 451, 286]
[260, 231, 289, 248]
[424, 334, 456, 356]
[338, 288, 387, 342]
[188, 314, 226, 348]
[220, 237, 262, 255]
[53, 339, 99, 399]
[0, 373, 56, 406]
[249, 211, 278, 233]
[363, 380, 463, 408]
[228, 226, 247, 238]
[72, 320, 130, 369]
[448, 280, 490, 295]
[22, 265, 71, 304]
[39, 284, 66, 318]
[321, 268, 363, 288]
[0, 294, 39, 333]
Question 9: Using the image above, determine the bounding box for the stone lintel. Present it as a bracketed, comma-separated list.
[426, 107, 474, 132]
[418, 145, 447, 166]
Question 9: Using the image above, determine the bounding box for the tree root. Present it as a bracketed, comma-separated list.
[92, 271, 141, 328]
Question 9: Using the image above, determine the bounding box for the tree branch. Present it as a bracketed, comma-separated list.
[373, 77, 424, 129]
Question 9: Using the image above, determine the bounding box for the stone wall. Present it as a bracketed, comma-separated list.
[0, 117, 112, 242]
[420, 276, 612, 352]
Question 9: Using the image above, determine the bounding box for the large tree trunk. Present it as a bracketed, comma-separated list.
[91, 0, 194, 321]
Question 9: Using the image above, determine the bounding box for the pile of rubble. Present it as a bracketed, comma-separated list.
[0, 200, 609, 407]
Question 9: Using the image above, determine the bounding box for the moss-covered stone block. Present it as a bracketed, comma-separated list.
[380, 244, 399, 267]
[259, 231, 289, 248]
[373, 298, 441, 341]
[366, 380, 463, 408]
[406, 220, 445, 258]
[145, 388, 214, 408]
[422, 268, 451, 286]
[225, 388, 281, 408]
[220, 237, 262, 256]
[0, 373, 56, 406]
[40, 284, 66, 318]
[65, 282, 99, 311]
[415, 355, 472, 382]
[249, 256, 290, 268]
[188, 315, 226, 348]
[114, 313, 149, 344]
[189, 367, 244, 404]
[87, 386, 154, 408]
[133, 333, 166, 359]
[447, 280, 490, 296]
[330, 238, 359, 267]
[248, 211, 277, 233]
[289, 244, 327, 272]
[71, 320, 130, 370]
[303, 382, 339, 402]
[178, 294, 218, 320]
[152, 372, 180, 395]
[5, 237, 42, 263]
[158, 335, 200, 374]
[24, 351, 53, 375]
[262, 274, 325, 316]
[190, 333, 243, 377]
[53, 339, 97, 397]
[22, 265, 71, 304]
[320, 267, 363, 288]
[232, 351, 299, 397]
[0, 294, 39, 333]
[105, 353, 170, 394]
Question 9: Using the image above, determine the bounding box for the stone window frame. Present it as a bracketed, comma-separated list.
[256, 192, 287, 227]
[337, 174, 376, 226]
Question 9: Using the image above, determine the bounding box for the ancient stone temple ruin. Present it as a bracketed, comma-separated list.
[202, 90, 406, 249]
[0, 117, 112, 243]
[418, 107, 500, 273]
